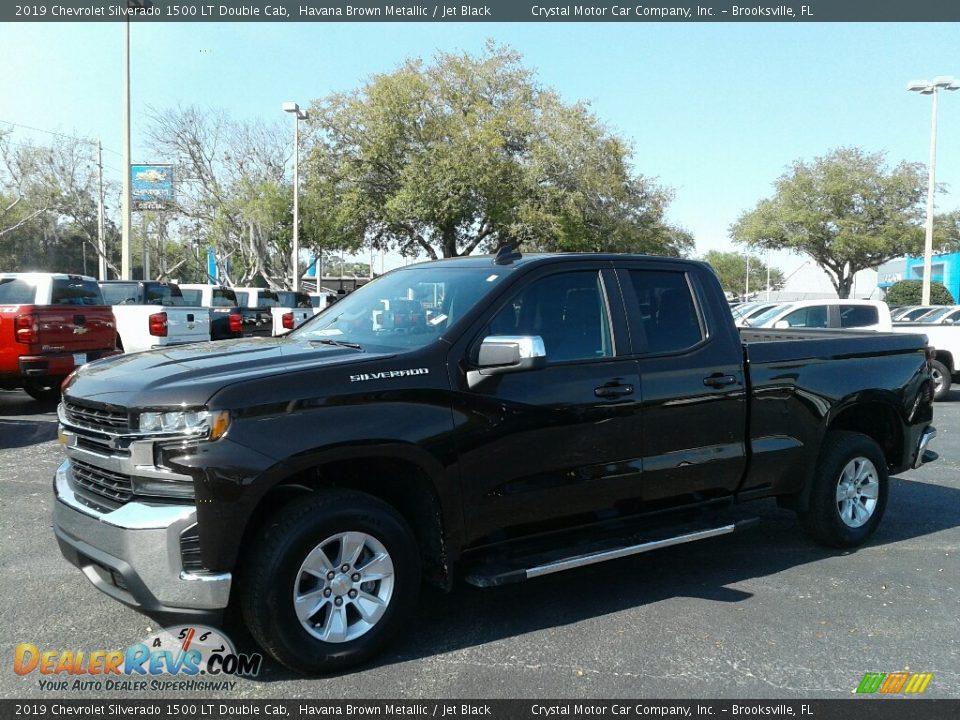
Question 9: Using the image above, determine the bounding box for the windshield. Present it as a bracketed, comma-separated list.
[289, 265, 506, 352]
[919, 307, 951, 322]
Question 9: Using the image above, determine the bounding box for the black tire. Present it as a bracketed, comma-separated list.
[930, 359, 951, 401]
[239, 489, 421, 675]
[797, 431, 889, 548]
[23, 378, 62, 402]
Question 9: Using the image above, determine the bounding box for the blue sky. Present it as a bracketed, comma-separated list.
[1, 20, 958, 281]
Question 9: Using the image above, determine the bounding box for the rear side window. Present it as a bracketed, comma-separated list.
[839, 305, 879, 328]
[52, 278, 103, 305]
[179, 289, 202, 305]
[258, 291, 280, 308]
[212, 288, 237, 307]
[144, 284, 185, 306]
[627, 270, 704, 354]
[100, 283, 137, 304]
[0, 278, 36, 304]
[782, 306, 828, 328]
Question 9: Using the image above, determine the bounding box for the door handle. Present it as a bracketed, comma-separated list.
[595, 383, 634, 398]
[703, 373, 737, 388]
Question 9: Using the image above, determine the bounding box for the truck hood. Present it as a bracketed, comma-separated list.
[64, 337, 389, 409]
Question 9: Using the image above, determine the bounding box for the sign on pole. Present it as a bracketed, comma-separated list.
[131, 164, 174, 211]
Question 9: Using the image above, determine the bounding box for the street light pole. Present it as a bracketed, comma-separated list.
[283, 102, 308, 292]
[907, 76, 959, 305]
[121, 18, 132, 280]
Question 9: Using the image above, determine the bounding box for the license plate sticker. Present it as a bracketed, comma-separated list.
[73, 353, 87, 367]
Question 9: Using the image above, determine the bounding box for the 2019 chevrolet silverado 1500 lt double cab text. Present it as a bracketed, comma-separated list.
[53, 251, 937, 674]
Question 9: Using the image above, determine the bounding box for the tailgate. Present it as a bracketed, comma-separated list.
[29, 306, 116, 353]
[162, 308, 210, 344]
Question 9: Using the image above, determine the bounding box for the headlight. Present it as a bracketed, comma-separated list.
[137, 408, 230, 439]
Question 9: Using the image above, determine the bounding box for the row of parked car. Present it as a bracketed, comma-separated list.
[0, 272, 339, 401]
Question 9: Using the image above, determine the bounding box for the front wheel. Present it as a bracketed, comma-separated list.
[239, 489, 421, 675]
[930, 359, 951, 401]
[797, 431, 889, 548]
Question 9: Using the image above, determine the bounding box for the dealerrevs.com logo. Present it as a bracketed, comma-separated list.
[856, 671, 933, 695]
[14, 625, 262, 692]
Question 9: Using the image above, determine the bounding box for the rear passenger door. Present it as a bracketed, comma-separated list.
[616, 261, 748, 507]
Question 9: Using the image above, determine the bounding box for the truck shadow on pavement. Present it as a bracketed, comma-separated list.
[239, 474, 960, 681]
[0, 392, 60, 449]
[0, 418, 59, 449]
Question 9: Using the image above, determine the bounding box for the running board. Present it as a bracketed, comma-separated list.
[464, 518, 759, 587]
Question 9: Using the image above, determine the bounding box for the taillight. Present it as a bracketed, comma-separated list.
[14, 314, 37, 344]
[282, 311, 295, 330]
[149, 312, 168, 337]
[228, 313, 243, 335]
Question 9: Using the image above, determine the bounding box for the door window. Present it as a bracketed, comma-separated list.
[486, 272, 613, 362]
[839, 305, 879, 328]
[782, 306, 828, 328]
[627, 270, 704, 353]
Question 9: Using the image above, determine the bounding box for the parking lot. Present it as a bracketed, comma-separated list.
[1, 387, 958, 700]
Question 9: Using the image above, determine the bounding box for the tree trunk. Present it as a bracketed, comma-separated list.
[835, 274, 854, 299]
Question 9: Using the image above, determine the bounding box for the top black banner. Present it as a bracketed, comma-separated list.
[5, 0, 960, 23]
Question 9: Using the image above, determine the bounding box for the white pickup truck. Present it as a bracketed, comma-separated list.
[99, 281, 210, 353]
[233, 287, 313, 336]
[890, 321, 959, 401]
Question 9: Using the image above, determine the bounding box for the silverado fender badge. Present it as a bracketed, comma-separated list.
[350, 368, 430, 382]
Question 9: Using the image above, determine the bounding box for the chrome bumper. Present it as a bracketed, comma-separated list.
[914, 427, 937, 470]
[53, 460, 231, 612]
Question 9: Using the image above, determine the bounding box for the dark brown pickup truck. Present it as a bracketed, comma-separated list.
[53, 251, 937, 674]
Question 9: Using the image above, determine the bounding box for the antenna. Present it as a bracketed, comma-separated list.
[494, 246, 522, 265]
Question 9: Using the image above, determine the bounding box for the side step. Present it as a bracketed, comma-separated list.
[464, 517, 759, 587]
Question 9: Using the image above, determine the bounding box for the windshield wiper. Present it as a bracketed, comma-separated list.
[310, 338, 363, 351]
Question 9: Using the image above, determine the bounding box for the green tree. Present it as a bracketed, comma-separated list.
[304, 42, 692, 260]
[703, 250, 784, 297]
[934, 209, 960, 252]
[730, 148, 929, 298]
[885, 280, 954, 305]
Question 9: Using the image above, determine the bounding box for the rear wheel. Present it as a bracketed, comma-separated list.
[930, 359, 951, 401]
[240, 489, 420, 675]
[798, 431, 888, 548]
[23, 378, 62, 402]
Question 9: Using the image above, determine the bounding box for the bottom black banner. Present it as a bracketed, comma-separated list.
[1, 700, 957, 720]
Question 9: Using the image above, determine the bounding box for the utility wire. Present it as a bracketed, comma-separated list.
[0, 118, 122, 156]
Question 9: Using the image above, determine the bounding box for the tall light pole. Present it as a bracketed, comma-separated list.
[283, 102, 308, 292]
[121, 16, 132, 280]
[120, 1, 153, 280]
[907, 76, 959, 305]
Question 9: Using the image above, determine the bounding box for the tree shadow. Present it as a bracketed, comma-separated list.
[237, 474, 960, 682]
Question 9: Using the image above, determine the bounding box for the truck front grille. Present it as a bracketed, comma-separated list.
[71, 459, 134, 505]
[64, 401, 130, 434]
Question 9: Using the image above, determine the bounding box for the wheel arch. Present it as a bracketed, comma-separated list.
[785, 398, 904, 513]
[237, 446, 456, 591]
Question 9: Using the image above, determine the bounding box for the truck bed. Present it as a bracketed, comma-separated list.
[741, 327, 929, 361]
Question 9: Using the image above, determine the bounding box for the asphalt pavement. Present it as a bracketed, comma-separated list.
[1, 387, 958, 699]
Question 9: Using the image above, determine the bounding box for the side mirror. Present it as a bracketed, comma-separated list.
[468, 335, 546, 388]
[773, 320, 790, 329]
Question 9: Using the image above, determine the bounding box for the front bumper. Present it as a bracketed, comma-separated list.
[53, 460, 231, 613]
